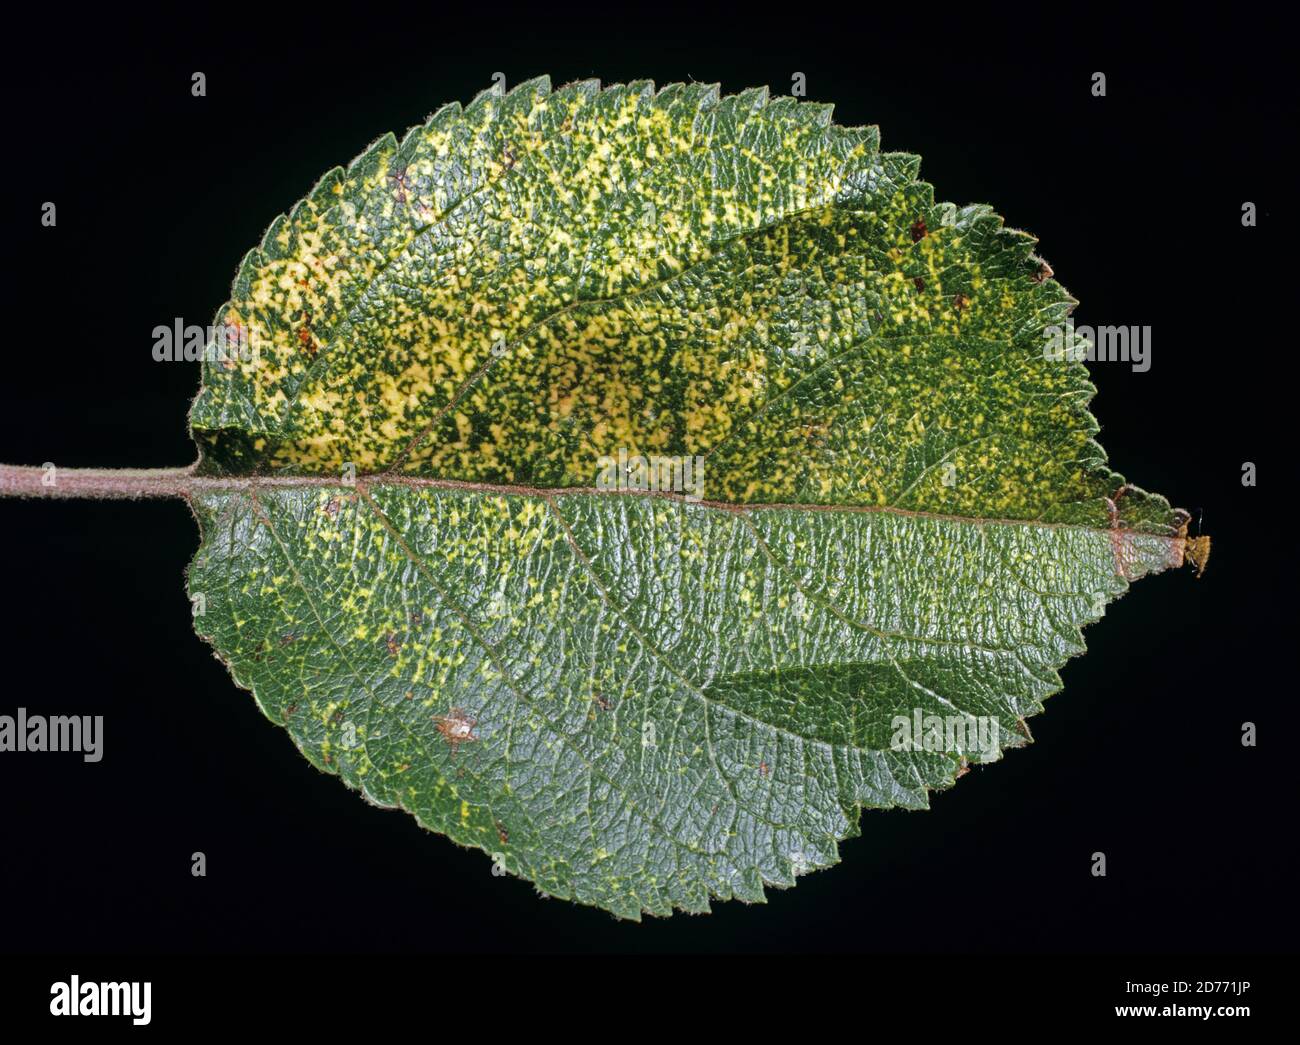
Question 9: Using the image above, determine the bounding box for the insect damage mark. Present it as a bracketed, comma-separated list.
[1184, 534, 1211, 578]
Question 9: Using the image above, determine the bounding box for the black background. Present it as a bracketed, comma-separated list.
[0, 6, 1292, 962]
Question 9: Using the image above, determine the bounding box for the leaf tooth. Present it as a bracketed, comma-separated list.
[555, 76, 602, 105]
[624, 78, 656, 100]
[882, 149, 923, 183]
[795, 99, 836, 129]
[422, 98, 462, 128]
[253, 215, 290, 263]
[509, 73, 552, 99]
[213, 250, 264, 350]
[464, 82, 503, 116]
[498, 74, 551, 118]
[304, 166, 345, 213]
[345, 130, 399, 179]
[590, 78, 650, 99]
[647, 80, 689, 107]
[695, 81, 723, 109]
[719, 84, 769, 118]
[908, 177, 938, 214]
[830, 124, 882, 164]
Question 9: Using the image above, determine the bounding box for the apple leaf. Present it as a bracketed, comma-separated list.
[17, 78, 1205, 919]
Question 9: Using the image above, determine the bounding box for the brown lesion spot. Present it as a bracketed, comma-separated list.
[910, 217, 928, 242]
[433, 707, 479, 756]
[297, 325, 317, 360]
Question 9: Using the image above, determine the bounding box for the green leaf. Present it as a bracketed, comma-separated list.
[177, 78, 1198, 919]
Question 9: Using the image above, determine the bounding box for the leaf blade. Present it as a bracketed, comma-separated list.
[184, 80, 1191, 917]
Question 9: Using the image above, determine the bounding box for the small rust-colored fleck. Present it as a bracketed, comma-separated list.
[953, 293, 970, 311]
[793, 421, 830, 447]
[913, 276, 925, 292]
[910, 218, 928, 242]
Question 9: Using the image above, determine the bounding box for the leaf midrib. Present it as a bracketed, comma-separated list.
[189, 472, 1176, 542]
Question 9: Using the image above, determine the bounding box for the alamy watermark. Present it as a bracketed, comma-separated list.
[890, 708, 999, 759]
[1044, 319, 1151, 372]
[50, 976, 150, 1025]
[152, 318, 258, 364]
[0, 708, 103, 762]
[595, 448, 705, 501]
